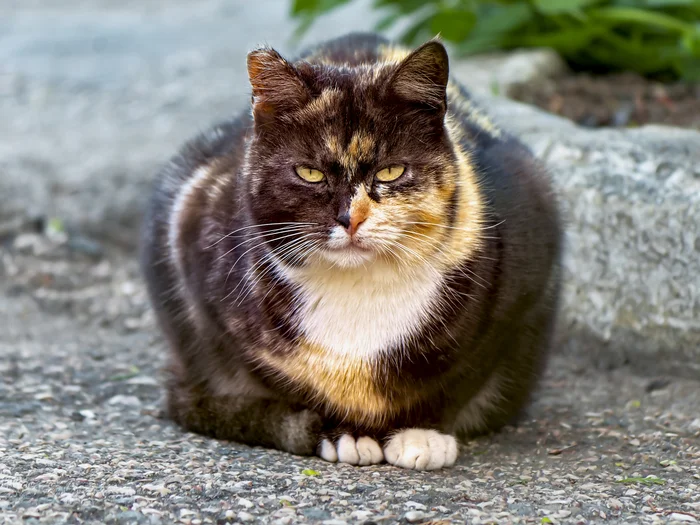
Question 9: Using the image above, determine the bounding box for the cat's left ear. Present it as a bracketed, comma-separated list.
[388, 40, 449, 112]
[247, 47, 310, 122]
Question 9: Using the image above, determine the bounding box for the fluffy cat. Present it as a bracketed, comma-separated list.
[140, 32, 562, 470]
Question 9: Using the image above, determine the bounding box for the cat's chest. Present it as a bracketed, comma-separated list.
[292, 266, 443, 358]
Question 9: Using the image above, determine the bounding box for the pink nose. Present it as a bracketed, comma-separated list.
[336, 212, 366, 236]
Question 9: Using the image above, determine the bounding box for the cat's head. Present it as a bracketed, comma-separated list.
[243, 39, 468, 271]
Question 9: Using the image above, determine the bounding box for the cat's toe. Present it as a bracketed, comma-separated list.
[384, 429, 458, 470]
[336, 434, 361, 464]
[317, 435, 383, 466]
[356, 436, 384, 466]
[318, 438, 338, 462]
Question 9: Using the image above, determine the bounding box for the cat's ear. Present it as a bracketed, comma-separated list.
[388, 40, 449, 112]
[247, 48, 310, 122]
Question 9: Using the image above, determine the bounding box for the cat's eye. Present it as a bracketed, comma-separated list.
[375, 165, 405, 183]
[295, 166, 325, 183]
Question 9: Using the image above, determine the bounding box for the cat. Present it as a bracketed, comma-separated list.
[140, 32, 563, 470]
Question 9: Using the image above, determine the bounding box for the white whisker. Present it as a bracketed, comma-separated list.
[205, 221, 318, 249]
[214, 224, 315, 262]
[231, 234, 321, 305]
[222, 230, 317, 290]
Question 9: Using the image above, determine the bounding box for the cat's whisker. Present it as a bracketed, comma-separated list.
[228, 233, 320, 304]
[257, 240, 323, 307]
[222, 230, 316, 290]
[375, 236, 438, 273]
[236, 234, 323, 303]
[402, 220, 505, 234]
[370, 237, 428, 270]
[206, 221, 319, 249]
[236, 237, 320, 305]
[393, 231, 490, 292]
[399, 230, 490, 289]
[245, 238, 323, 308]
[214, 225, 317, 262]
[288, 239, 323, 267]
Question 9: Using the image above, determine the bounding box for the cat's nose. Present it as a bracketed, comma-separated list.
[336, 212, 365, 236]
[336, 212, 351, 229]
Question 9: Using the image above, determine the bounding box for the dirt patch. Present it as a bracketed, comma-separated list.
[511, 71, 700, 129]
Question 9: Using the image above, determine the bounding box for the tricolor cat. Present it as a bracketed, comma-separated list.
[140, 32, 562, 470]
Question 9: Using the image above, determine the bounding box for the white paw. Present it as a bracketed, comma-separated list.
[318, 435, 384, 466]
[383, 429, 458, 470]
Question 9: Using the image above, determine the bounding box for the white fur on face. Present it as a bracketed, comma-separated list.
[321, 224, 377, 268]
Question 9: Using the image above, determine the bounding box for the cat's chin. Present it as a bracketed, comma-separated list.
[318, 245, 377, 269]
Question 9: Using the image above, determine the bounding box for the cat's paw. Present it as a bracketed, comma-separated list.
[383, 429, 458, 470]
[279, 409, 324, 456]
[318, 435, 384, 466]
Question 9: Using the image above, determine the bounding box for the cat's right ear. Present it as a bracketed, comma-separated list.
[247, 48, 310, 124]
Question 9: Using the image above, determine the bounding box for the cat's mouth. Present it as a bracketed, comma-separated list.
[319, 238, 376, 268]
[326, 242, 371, 253]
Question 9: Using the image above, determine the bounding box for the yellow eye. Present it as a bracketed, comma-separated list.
[375, 165, 405, 182]
[295, 166, 325, 183]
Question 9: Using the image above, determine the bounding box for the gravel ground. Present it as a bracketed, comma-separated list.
[2, 240, 699, 524]
[1, 1, 699, 524]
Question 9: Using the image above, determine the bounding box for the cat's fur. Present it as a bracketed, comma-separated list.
[140, 32, 563, 470]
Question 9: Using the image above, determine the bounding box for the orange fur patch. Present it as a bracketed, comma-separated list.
[349, 185, 372, 225]
[257, 342, 393, 426]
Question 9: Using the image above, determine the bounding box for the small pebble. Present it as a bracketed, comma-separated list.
[404, 511, 426, 523]
[107, 395, 141, 406]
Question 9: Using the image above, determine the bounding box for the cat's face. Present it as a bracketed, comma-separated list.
[244, 41, 460, 270]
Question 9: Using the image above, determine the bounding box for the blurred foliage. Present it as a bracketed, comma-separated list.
[290, 0, 700, 81]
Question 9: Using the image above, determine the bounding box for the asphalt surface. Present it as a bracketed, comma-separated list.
[1, 1, 699, 524]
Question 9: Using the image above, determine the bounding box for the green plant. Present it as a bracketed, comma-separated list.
[290, 0, 700, 81]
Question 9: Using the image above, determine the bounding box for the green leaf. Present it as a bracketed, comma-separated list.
[399, 14, 435, 45]
[474, 3, 534, 35]
[430, 8, 477, 42]
[516, 27, 603, 53]
[541, 518, 553, 524]
[615, 0, 700, 7]
[681, 28, 700, 54]
[47, 217, 65, 234]
[531, 0, 601, 14]
[374, 0, 432, 15]
[290, 0, 315, 15]
[616, 476, 666, 486]
[109, 365, 141, 382]
[589, 6, 693, 32]
[290, 0, 349, 16]
[301, 469, 320, 476]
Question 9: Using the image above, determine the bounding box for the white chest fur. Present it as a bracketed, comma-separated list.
[286, 262, 444, 359]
